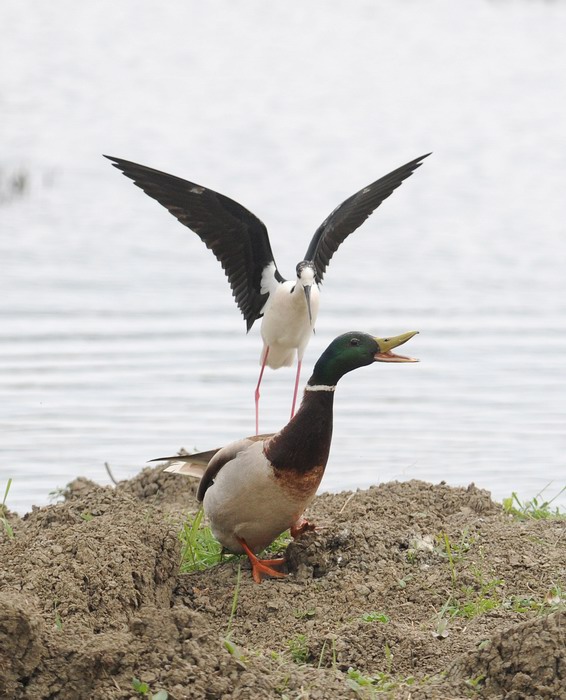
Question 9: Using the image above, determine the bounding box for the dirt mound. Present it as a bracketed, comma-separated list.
[447, 610, 565, 698]
[1, 471, 564, 699]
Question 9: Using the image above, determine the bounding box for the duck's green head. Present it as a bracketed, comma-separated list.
[309, 331, 419, 386]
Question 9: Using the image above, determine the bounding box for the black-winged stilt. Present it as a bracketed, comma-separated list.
[104, 153, 429, 433]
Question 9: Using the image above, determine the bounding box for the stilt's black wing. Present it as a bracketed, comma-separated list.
[104, 156, 279, 330]
[304, 153, 431, 283]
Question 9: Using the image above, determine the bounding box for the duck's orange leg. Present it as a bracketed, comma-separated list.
[291, 518, 317, 539]
[236, 536, 287, 584]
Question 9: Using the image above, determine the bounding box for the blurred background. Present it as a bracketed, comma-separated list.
[1, 0, 565, 513]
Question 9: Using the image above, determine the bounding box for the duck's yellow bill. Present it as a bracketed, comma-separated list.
[373, 331, 419, 363]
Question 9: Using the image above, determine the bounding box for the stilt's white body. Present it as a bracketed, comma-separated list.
[259, 264, 320, 368]
[203, 441, 310, 553]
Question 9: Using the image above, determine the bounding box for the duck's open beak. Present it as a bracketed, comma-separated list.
[303, 285, 314, 327]
[373, 331, 419, 362]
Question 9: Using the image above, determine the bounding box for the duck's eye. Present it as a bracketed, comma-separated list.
[350, 338, 360, 346]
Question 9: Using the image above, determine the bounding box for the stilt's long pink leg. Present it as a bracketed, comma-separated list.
[255, 347, 269, 435]
[290, 359, 302, 419]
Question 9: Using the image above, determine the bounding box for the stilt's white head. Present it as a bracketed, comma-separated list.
[296, 261, 317, 326]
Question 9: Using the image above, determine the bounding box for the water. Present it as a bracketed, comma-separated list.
[1, 0, 565, 513]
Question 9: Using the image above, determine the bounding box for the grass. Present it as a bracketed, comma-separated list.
[503, 484, 566, 520]
[131, 677, 168, 700]
[53, 601, 63, 631]
[435, 569, 563, 635]
[432, 532, 505, 631]
[223, 564, 248, 665]
[319, 637, 426, 697]
[434, 557, 504, 631]
[178, 508, 291, 573]
[503, 584, 564, 614]
[48, 486, 68, 503]
[422, 489, 565, 638]
[442, 581, 503, 619]
[345, 667, 417, 696]
[225, 563, 242, 637]
[432, 511, 565, 627]
[287, 634, 310, 664]
[283, 637, 434, 697]
[434, 530, 478, 591]
[317, 637, 337, 670]
[1, 478, 14, 539]
[178, 508, 224, 572]
[264, 529, 292, 555]
[465, 674, 486, 691]
[360, 612, 389, 624]
[438, 532, 457, 587]
[397, 574, 413, 589]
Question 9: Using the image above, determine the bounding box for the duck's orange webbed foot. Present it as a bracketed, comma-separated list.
[236, 537, 287, 584]
[291, 518, 317, 539]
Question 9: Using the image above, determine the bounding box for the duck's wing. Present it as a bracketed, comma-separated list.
[104, 156, 281, 330]
[304, 153, 431, 283]
[196, 433, 274, 502]
[149, 434, 275, 500]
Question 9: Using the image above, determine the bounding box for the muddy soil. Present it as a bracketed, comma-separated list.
[1, 468, 565, 699]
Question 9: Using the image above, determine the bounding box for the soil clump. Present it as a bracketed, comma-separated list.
[1, 469, 564, 699]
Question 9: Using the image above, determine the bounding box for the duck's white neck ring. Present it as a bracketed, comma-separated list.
[305, 384, 336, 392]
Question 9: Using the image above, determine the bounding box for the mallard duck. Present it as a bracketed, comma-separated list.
[105, 153, 429, 433]
[152, 330, 418, 582]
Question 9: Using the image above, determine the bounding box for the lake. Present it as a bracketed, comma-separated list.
[1, 0, 565, 513]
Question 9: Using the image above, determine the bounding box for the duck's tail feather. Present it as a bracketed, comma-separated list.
[149, 448, 221, 479]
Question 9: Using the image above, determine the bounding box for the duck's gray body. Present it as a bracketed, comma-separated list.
[201, 439, 319, 553]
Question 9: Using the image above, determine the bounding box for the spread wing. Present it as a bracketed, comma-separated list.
[104, 155, 280, 330]
[304, 153, 431, 283]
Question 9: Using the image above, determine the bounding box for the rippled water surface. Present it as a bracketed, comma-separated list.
[1, 0, 566, 512]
